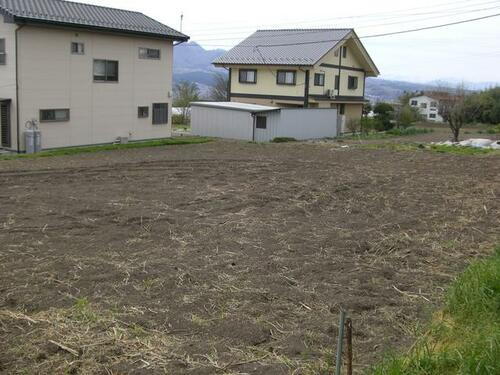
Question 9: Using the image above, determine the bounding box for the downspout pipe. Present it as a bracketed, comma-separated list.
[15, 24, 26, 153]
[299, 66, 310, 108]
[227, 67, 232, 102]
[251, 114, 256, 142]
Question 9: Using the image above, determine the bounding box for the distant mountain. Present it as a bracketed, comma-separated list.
[365, 78, 441, 102]
[173, 42, 496, 101]
[173, 42, 226, 95]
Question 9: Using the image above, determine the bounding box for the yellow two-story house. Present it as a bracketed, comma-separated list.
[213, 29, 379, 124]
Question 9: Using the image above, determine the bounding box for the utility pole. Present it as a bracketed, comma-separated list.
[180, 13, 184, 32]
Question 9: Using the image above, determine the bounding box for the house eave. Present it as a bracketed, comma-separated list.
[13, 16, 190, 42]
[213, 62, 314, 68]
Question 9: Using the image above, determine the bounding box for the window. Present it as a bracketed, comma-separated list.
[0, 39, 6, 65]
[430, 101, 438, 108]
[277, 70, 296, 85]
[420, 103, 428, 109]
[339, 104, 345, 115]
[429, 114, 437, 119]
[334, 49, 339, 57]
[239, 69, 257, 84]
[314, 73, 325, 86]
[256, 116, 267, 129]
[71, 42, 84, 55]
[334, 75, 340, 90]
[411, 100, 418, 106]
[139, 48, 160, 59]
[93, 60, 119, 82]
[342, 46, 347, 58]
[152, 103, 168, 125]
[138, 106, 149, 118]
[347, 76, 358, 90]
[40, 109, 70, 122]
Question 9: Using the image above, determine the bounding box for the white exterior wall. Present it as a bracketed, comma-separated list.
[17, 25, 174, 150]
[409, 95, 443, 122]
[0, 15, 18, 150]
[191, 105, 338, 142]
[191, 106, 254, 140]
[254, 109, 338, 142]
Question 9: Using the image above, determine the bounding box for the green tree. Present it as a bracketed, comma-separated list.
[173, 81, 200, 124]
[473, 87, 500, 124]
[373, 102, 395, 131]
[396, 104, 422, 128]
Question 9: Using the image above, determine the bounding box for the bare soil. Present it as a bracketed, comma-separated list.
[1, 136, 499, 374]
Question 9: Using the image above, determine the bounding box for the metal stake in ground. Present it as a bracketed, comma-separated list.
[335, 310, 346, 375]
[345, 318, 353, 375]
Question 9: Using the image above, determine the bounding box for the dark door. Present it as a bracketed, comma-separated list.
[0, 100, 11, 148]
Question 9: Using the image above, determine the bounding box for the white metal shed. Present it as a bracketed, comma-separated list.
[190, 102, 339, 142]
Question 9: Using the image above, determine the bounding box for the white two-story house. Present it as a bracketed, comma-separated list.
[0, 0, 188, 152]
[409, 93, 447, 122]
[213, 29, 380, 125]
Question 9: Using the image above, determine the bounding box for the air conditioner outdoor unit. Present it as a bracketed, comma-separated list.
[327, 89, 337, 99]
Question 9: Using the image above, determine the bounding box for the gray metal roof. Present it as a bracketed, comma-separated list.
[191, 101, 280, 113]
[0, 0, 188, 41]
[213, 29, 352, 66]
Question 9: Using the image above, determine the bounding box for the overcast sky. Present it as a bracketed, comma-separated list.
[84, 0, 500, 84]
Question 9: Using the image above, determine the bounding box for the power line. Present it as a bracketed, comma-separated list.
[183, 0, 499, 34]
[191, 5, 500, 43]
[177, 12, 500, 49]
[189, 0, 500, 38]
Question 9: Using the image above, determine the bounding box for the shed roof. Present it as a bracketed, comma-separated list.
[190, 102, 280, 113]
[0, 0, 188, 41]
[213, 29, 352, 66]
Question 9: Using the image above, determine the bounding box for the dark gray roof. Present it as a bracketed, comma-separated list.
[213, 29, 352, 66]
[0, 0, 188, 41]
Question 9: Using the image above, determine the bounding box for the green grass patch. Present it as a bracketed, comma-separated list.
[369, 245, 500, 375]
[343, 127, 433, 140]
[173, 124, 191, 132]
[362, 142, 500, 156]
[272, 137, 298, 143]
[486, 125, 500, 134]
[0, 137, 211, 161]
[430, 144, 498, 155]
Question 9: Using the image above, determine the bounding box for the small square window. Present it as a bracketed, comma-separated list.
[94, 60, 119, 82]
[239, 69, 257, 84]
[71, 42, 84, 55]
[277, 70, 296, 85]
[411, 100, 418, 106]
[314, 73, 325, 86]
[256, 116, 267, 129]
[40, 109, 70, 122]
[138, 106, 149, 118]
[429, 114, 437, 119]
